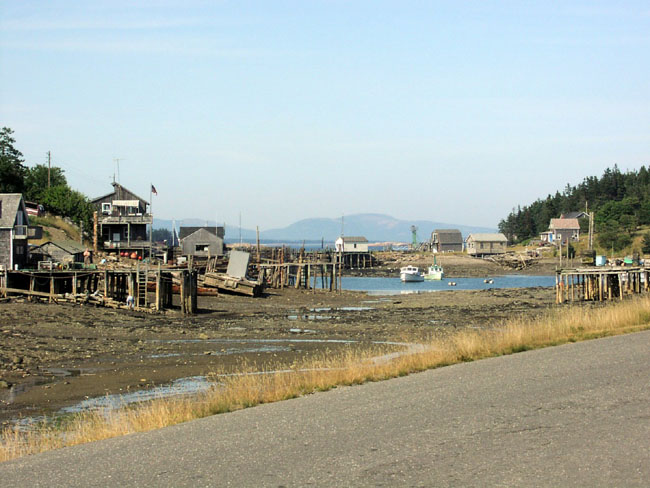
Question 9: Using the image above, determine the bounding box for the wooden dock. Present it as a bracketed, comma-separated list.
[556, 266, 649, 304]
[0, 267, 197, 314]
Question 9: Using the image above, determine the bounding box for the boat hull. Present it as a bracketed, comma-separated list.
[424, 273, 443, 280]
[400, 272, 424, 282]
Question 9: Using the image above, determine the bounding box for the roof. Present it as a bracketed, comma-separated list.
[342, 236, 368, 243]
[179, 226, 225, 240]
[433, 229, 463, 244]
[91, 183, 149, 206]
[0, 193, 26, 228]
[549, 218, 580, 230]
[467, 233, 508, 242]
[33, 240, 87, 254]
[560, 211, 588, 220]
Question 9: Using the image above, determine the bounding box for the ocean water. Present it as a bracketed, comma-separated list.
[336, 275, 555, 294]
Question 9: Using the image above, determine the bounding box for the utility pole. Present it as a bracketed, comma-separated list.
[588, 212, 594, 251]
[47, 151, 51, 188]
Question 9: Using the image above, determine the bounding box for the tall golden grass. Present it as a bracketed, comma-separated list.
[3, 295, 650, 463]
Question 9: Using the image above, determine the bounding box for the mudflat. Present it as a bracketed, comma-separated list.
[1, 282, 556, 423]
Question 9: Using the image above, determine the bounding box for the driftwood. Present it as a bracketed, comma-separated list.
[485, 253, 536, 270]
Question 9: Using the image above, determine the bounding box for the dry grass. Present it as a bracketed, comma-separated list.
[3, 296, 650, 462]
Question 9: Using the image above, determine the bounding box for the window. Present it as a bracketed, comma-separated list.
[102, 203, 112, 214]
[195, 244, 209, 252]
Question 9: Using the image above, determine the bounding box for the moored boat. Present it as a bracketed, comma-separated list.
[424, 257, 444, 280]
[400, 265, 424, 282]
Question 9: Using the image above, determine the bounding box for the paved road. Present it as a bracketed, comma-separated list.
[2, 331, 649, 487]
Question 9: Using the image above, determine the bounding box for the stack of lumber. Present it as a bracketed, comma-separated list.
[202, 272, 263, 297]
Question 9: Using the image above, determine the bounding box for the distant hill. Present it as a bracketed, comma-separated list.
[154, 214, 495, 243]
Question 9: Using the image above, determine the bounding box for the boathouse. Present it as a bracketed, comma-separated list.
[465, 233, 508, 257]
[335, 236, 369, 253]
[179, 226, 224, 258]
[431, 229, 463, 253]
[30, 240, 86, 266]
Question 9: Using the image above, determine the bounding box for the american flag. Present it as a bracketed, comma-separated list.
[151, 184, 158, 195]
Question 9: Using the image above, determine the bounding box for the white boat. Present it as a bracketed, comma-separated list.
[400, 265, 424, 282]
[424, 257, 444, 280]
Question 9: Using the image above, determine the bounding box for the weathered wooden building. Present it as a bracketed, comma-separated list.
[466, 233, 508, 256]
[0, 194, 30, 270]
[91, 183, 152, 254]
[179, 226, 224, 257]
[431, 229, 463, 253]
[30, 240, 86, 265]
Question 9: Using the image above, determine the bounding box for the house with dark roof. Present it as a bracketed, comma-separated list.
[466, 233, 508, 256]
[560, 211, 588, 220]
[431, 229, 463, 253]
[335, 236, 369, 253]
[0, 193, 30, 270]
[91, 183, 152, 254]
[179, 226, 224, 257]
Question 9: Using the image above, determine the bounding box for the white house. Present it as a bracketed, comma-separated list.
[335, 236, 369, 253]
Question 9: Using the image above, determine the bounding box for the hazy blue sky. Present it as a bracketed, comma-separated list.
[1, 1, 649, 230]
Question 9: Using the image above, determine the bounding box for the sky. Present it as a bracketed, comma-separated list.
[1, 1, 649, 231]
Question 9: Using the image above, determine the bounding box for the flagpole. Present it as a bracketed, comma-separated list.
[149, 185, 153, 262]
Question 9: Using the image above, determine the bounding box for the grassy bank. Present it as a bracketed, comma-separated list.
[3, 296, 650, 462]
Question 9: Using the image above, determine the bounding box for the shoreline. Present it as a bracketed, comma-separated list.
[1, 283, 558, 424]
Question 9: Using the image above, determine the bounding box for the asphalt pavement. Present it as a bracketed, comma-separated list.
[2, 330, 649, 487]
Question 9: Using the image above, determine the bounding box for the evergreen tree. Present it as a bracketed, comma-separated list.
[0, 127, 27, 193]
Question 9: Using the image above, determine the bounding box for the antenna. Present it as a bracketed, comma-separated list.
[341, 214, 344, 237]
[113, 158, 124, 185]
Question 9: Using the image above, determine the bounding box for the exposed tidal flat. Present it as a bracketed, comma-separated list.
[0, 278, 559, 425]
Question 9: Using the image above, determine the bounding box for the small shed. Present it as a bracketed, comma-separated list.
[179, 227, 224, 257]
[431, 229, 463, 253]
[466, 233, 508, 256]
[335, 236, 369, 253]
[31, 240, 86, 264]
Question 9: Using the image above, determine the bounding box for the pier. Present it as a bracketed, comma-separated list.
[556, 266, 649, 304]
[0, 267, 197, 314]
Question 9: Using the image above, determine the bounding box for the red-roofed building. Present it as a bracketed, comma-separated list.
[547, 218, 580, 245]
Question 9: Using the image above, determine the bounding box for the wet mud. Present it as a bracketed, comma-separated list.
[1, 284, 556, 423]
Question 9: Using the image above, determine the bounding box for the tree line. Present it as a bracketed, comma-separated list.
[0, 127, 94, 230]
[498, 165, 650, 251]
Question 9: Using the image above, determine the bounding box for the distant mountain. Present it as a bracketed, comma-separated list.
[154, 214, 495, 243]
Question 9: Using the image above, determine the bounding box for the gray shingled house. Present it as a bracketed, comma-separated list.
[179, 226, 224, 257]
[466, 233, 508, 256]
[0, 193, 30, 270]
[431, 229, 463, 253]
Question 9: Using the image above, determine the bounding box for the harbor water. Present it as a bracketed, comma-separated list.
[338, 275, 555, 294]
